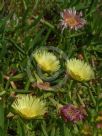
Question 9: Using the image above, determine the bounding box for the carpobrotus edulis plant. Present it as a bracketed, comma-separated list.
[33, 49, 60, 73]
[12, 95, 47, 119]
[66, 58, 95, 81]
[60, 104, 86, 123]
[60, 7, 86, 31]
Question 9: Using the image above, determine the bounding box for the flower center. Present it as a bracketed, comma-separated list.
[20, 108, 36, 117]
[38, 60, 52, 72]
[70, 70, 83, 81]
[67, 108, 75, 116]
[66, 17, 78, 27]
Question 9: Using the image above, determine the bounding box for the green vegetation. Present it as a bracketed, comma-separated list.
[0, 0, 102, 135]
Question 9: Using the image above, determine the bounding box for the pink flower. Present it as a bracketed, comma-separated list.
[60, 104, 87, 123]
[60, 7, 86, 31]
[96, 123, 102, 129]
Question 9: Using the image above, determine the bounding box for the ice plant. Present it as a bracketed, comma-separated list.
[60, 104, 86, 123]
[33, 49, 60, 73]
[12, 95, 47, 119]
[60, 7, 86, 31]
[66, 58, 95, 81]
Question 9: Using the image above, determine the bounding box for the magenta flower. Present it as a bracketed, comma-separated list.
[60, 104, 86, 123]
[60, 7, 86, 31]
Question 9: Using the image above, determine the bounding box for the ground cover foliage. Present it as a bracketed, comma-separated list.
[0, 0, 102, 136]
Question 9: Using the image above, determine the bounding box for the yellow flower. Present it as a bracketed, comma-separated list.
[12, 95, 47, 119]
[66, 58, 95, 81]
[33, 49, 60, 73]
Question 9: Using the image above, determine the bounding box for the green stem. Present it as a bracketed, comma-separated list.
[88, 88, 96, 106]
[83, 83, 96, 106]
[67, 32, 86, 39]
[33, 16, 55, 29]
[77, 93, 85, 107]
[6, 38, 26, 55]
[22, 0, 27, 10]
